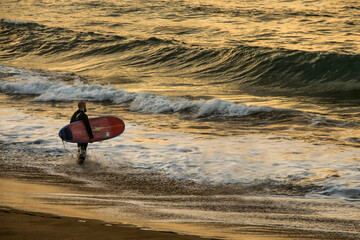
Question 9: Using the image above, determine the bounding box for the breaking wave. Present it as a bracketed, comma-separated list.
[1, 18, 359, 96]
[0, 76, 275, 118]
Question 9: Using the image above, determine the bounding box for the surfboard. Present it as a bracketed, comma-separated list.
[59, 116, 125, 143]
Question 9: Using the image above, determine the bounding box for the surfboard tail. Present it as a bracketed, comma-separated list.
[59, 127, 73, 141]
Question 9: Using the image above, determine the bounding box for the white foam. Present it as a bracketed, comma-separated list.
[1, 107, 360, 199]
[2, 19, 31, 25]
[0, 65, 275, 118]
[0, 108, 66, 154]
[0, 80, 55, 95]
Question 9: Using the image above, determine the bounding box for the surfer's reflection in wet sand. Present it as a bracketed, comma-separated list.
[70, 101, 94, 164]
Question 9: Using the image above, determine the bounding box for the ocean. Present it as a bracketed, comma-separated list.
[1, 0, 360, 238]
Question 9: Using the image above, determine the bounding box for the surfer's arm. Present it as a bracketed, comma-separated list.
[82, 114, 94, 140]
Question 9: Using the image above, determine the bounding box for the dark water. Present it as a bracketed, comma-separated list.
[1, 0, 360, 97]
[0, 16, 360, 95]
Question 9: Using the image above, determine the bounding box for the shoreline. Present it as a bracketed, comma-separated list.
[1, 143, 360, 239]
[0, 177, 213, 240]
[1, 177, 359, 240]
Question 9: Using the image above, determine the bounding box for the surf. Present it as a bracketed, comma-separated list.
[1, 18, 360, 99]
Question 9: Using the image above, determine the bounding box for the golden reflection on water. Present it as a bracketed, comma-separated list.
[1, 92, 360, 151]
[1, 0, 359, 53]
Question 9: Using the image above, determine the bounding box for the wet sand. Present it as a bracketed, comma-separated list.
[3, 205, 356, 240]
[0, 177, 214, 240]
[0, 207, 209, 240]
[1, 178, 358, 240]
[1, 143, 360, 240]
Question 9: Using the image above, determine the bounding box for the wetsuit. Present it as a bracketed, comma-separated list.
[70, 109, 94, 163]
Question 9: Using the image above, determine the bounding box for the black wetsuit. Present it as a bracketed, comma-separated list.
[70, 109, 94, 162]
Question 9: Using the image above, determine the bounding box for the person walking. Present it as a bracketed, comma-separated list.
[70, 101, 94, 164]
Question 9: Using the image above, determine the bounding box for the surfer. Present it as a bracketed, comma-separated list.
[70, 101, 94, 164]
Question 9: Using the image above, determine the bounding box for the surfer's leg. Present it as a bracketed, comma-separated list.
[77, 143, 88, 164]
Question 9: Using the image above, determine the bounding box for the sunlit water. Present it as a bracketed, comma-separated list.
[1, 0, 360, 238]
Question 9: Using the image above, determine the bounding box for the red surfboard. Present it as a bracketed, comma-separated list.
[59, 116, 125, 143]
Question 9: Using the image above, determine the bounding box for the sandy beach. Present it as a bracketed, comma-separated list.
[0, 141, 212, 240]
[0, 206, 208, 240]
[0, 174, 211, 240]
[1, 177, 359, 240]
[1, 142, 360, 240]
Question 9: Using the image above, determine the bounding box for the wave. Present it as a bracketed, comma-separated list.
[3, 66, 352, 129]
[1, 18, 360, 96]
[0, 18, 127, 57]
[0, 76, 276, 118]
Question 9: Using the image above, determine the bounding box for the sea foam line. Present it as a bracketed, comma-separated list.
[0, 76, 275, 118]
[1, 18, 32, 25]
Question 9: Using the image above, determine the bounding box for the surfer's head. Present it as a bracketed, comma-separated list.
[78, 101, 87, 112]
